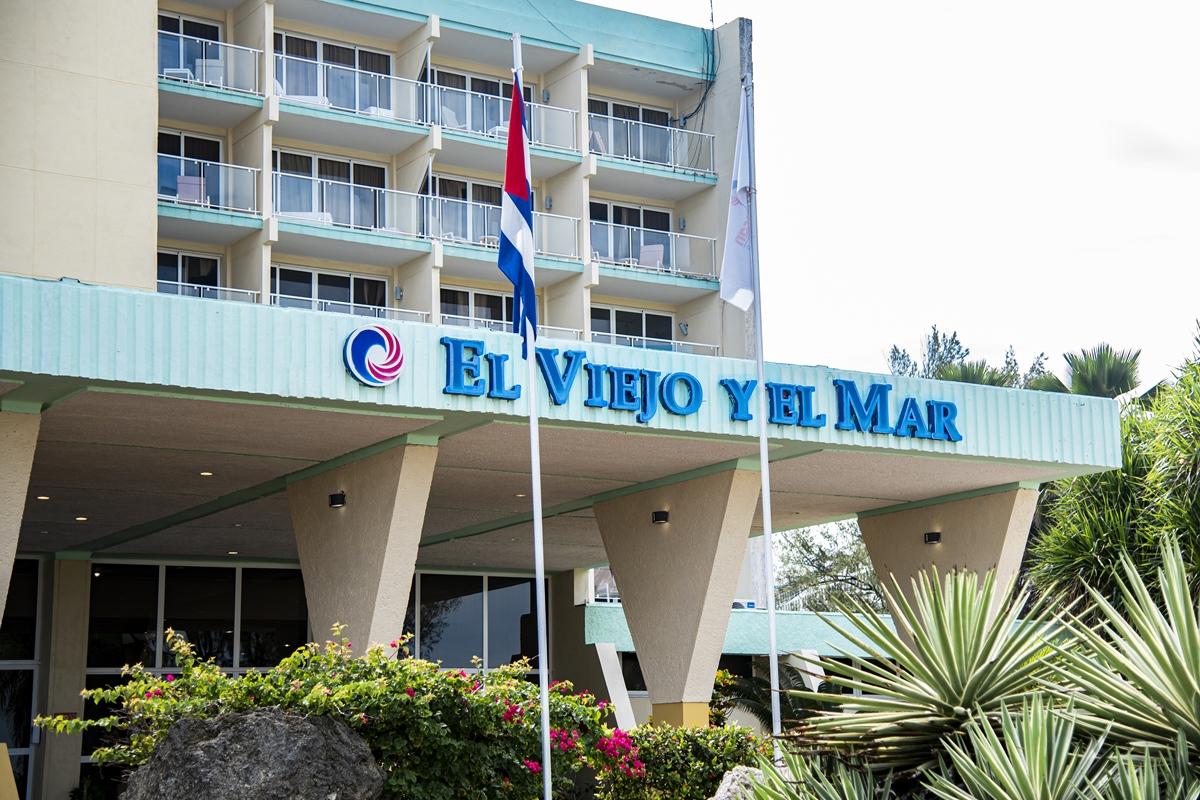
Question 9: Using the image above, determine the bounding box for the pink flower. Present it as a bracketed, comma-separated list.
[405, 687, 415, 698]
[523, 759, 542, 774]
[389, 640, 399, 649]
[165, 675, 175, 682]
[144, 691, 153, 699]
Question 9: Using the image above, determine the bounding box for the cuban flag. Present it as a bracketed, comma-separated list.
[498, 36, 538, 358]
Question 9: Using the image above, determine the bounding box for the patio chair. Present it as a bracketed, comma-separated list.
[177, 175, 206, 204]
[637, 243, 664, 268]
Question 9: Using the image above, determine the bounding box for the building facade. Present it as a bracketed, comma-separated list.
[0, 0, 1121, 797]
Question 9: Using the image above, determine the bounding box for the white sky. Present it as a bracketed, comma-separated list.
[592, 0, 1200, 386]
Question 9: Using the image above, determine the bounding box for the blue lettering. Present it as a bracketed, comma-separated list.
[536, 348, 586, 405]
[795, 385, 826, 428]
[484, 352, 521, 400]
[441, 337, 486, 397]
[609, 366, 641, 412]
[661, 372, 702, 416]
[584, 363, 608, 408]
[719, 378, 756, 421]
[637, 371, 661, 424]
[768, 382, 799, 425]
[894, 396, 931, 438]
[834, 380, 894, 434]
[927, 400, 963, 442]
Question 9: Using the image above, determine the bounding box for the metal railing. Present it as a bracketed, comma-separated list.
[428, 84, 577, 150]
[273, 173, 425, 235]
[158, 31, 260, 94]
[589, 222, 716, 278]
[425, 196, 580, 258]
[587, 113, 715, 173]
[441, 314, 583, 340]
[158, 155, 259, 213]
[273, 55, 425, 123]
[270, 293, 429, 322]
[156, 280, 259, 303]
[591, 332, 720, 356]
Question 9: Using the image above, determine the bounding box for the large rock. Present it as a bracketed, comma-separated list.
[709, 765, 765, 800]
[122, 709, 384, 800]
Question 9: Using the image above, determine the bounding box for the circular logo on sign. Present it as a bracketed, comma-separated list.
[343, 324, 405, 387]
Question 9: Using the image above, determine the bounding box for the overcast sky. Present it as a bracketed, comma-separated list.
[593, 0, 1200, 387]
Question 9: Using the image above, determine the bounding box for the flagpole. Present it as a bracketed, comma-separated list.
[511, 33, 553, 800]
[742, 73, 783, 755]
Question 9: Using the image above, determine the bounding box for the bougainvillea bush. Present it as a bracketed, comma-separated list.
[39, 628, 610, 800]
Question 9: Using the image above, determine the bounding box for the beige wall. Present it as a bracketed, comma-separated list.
[0, 0, 158, 290]
[858, 487, 1039, 615]
[287, 444, 438, 653]
[0, 413, 40, 621]
[36, 560, 91, 800]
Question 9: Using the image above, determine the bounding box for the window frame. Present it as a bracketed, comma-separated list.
[156, 248, 221, 290]
[590, 304, 675, 343]
[0, 557, 44, 800]
[157, 12, 223, 42]
[270, 263, 389, 311]
[273, 30, 392, 75]
[439, 285, 514, 325]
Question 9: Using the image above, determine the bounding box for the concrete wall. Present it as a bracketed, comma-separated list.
[0, 0, 158, 290]
[36, 560, 91, 800]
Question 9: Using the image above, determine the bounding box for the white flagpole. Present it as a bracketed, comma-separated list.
[742, 73, 783, 755]
[513, 33, 553, 800]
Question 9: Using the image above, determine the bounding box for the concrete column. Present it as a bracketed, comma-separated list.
[857, 486, 1038, 614]
[287, 444, 438, 653]
[0, 413, 39, 619]
[37, 559, 91, 800]
[594, 469, 760, 726]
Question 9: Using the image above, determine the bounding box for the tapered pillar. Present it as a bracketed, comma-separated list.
[858, 486, 1038, 614]
[595, 469, 760, 726]
[0, 412, 40, 620]
[288, 444, 438, 653]
[37, 559, 91, 800]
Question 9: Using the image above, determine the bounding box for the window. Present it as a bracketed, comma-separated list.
[426, 175, 506, 245]
[439, 287, 513, 330]
[157, 130, 222, 206]
[270, 265, 388, 315]
[588, 98, 672, 164]
[157, 250, 220, 295]
[408, 572, 542, 671]
[591, 306, 673, 348]
[273, 32, 392, 112]
[272, 149, 387, 228]
[158, 13, 221, 84]
[431, 67, 534, 136]
[589, 201, 672, 267]
[0, 559, 41, 799]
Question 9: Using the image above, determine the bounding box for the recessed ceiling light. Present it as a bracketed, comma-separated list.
[515, 493, 527, 498]
[199, 471, 214, 477]
[75, 516, 88, 522]
[93, 571, 100, 578]
[233, 523, 242, 528]
[227, 550, 239, 555]
[35, 496, 50, 501]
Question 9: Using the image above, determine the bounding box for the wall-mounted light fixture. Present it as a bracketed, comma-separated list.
[329, 491, 347, 509]
[923, 531, 942, 545]
[651, 510, 670, 525]
[678, 322, 689, 337]
[542, 88, 551, 104]
[544, 195, 553, 211]
[395, 286, 405, 302]
[679, 217, 687, 232]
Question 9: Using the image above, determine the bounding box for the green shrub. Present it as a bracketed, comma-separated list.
[593, 724, 768, 800]
[39, 627, 609, 800]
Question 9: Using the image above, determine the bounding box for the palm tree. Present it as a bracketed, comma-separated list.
[1029, 344, 1141, 398]
[934, 360, 1012, 386]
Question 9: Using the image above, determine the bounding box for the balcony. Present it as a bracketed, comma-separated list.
[590, 222, 716, 279]
[158, 32, 262, 127]
[270, 294, 429, 322]
[159, 155, 259, 214]
[591, 332, 719, 356]
[428, 84, 577, 151]
[157, 281, 259, 303]
[427, 197, 580, 260]
[441, 314, 583, 341]
[274, 55, 425, 124]
[588, 113, 717, 200]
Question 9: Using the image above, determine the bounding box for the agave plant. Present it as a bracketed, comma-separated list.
[1054, 537, 1200, 761]
[1089, 740, 1200, 800]
[751, 752, 894, 800]
[791, 568, 1070, 773]
[926, 697, 1110, 800]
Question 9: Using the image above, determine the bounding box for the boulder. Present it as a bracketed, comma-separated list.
[122, 709, 383, 800]
[709, 765, 765, 800]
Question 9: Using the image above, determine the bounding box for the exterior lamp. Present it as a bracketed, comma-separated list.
[924, 531, 942, 545]
[329, 491, 346, 509]
[651, 510, 669, 525]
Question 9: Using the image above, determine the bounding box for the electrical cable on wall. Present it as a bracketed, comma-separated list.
[678, 0, 718, 129]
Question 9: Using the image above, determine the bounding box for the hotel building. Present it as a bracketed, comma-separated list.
[0, 0, 1120, 796]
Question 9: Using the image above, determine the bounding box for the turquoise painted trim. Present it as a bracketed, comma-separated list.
[858, 481, 1043, 519]
[158, 79, 263, 108]
[158, 201, 262, 229]
[440, 129, 582, 165]
[595, 155, 718, 185]
[276, 218, 433, 252]
[583, 603, 893, 658]
[0, 275, 1122, 471]
[596, 265, 717, 290]
[278, 99, 428, 136]
[311, 0, 712, 80]
[440, 241, 582, 272]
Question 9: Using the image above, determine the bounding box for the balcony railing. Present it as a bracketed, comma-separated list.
[587, 113, 714, 174]
[158, 31, 260, 94]
[270, 293, 429, 322]
[157, 281, 259, 303]
[274, 55, 425, 123]
[273, 173, 425, 235]
[589, 222, 716, 279]
[441, 314, 583, 340]
[158, 155, 259, 213]
[591, 332, 719, 356]
[428, 85, 577, 150]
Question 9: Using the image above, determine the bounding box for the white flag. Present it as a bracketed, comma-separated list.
[719, 88, 754, 312]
